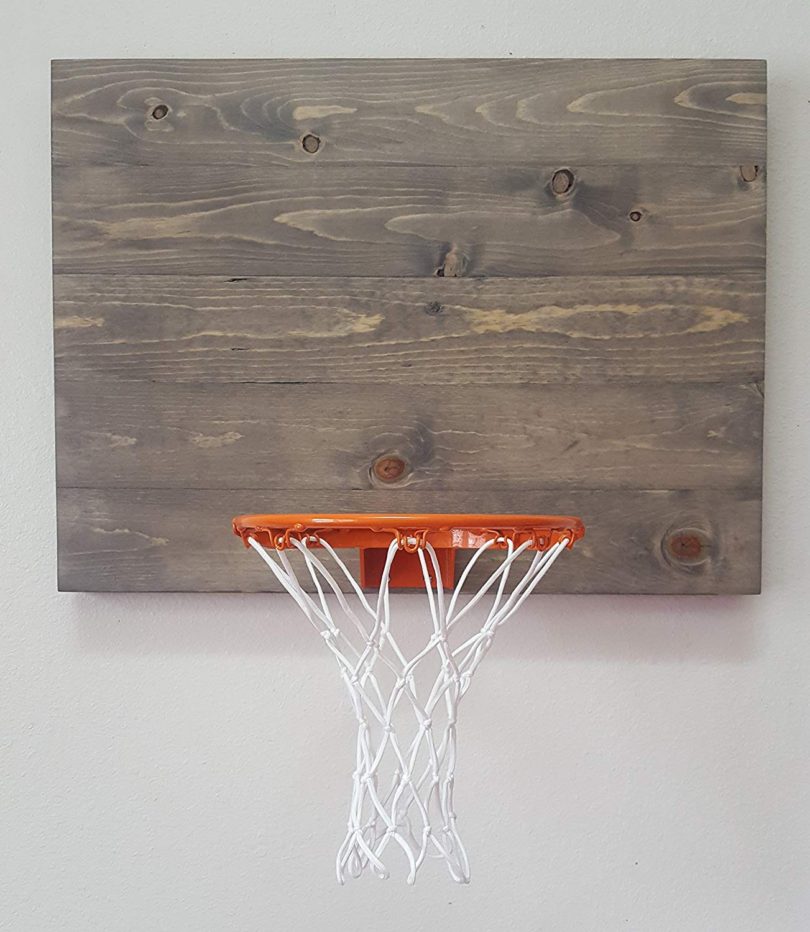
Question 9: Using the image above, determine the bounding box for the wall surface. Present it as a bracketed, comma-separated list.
[1, 2, 808, 930]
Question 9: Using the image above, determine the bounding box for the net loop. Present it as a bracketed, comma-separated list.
[395, 528, 429, 553]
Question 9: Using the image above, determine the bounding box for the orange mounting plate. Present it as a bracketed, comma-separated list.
[232, 513, 585, 590]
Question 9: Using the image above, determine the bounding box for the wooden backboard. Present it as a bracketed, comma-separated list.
[52, 59, 766, 593]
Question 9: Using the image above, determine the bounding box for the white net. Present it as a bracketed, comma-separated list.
[248, 532, 571, 884]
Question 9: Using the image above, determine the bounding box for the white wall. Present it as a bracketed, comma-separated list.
[2, 2, 809, 929]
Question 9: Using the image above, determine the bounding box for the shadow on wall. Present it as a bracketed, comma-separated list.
[69, 592, 760, 664]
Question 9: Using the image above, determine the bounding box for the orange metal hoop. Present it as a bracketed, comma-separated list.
[232, 513, 585, 589]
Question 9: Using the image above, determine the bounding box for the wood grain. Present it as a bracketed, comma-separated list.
[51, 59, 766, 168]
[52, 161, 765, 277]
[52, 58, 767, 594]
[55, 380, 763, 491]
[53, 274, 765, 385]
[56, 487, 762, 594]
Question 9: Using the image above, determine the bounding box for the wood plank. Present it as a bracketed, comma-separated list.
[52, 162, 765, 277]
[51, 59, 766, 167]
[56, 487, 762, 594]
[55, 381, 763, 491]
[53, 274, 766, 385]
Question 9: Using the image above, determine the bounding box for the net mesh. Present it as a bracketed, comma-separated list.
[248, 532, 571, 883]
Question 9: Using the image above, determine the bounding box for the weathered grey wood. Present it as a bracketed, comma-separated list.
[52, 161, 765, 277]
[51, 59, 766, 168]
[56, 487, 762, 594]
[51, 58, 767, 594]
[55, 380, 763, 491]
[54, 274, 765, 385]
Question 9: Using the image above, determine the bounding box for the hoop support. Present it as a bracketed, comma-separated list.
[233, 514, 584, 589]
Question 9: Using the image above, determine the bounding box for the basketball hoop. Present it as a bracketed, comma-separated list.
[233, 513, 584, 884]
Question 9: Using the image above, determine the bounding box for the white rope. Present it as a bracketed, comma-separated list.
[248, 533, 570, 884]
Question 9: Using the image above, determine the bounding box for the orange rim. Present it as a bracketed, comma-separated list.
[232, 513, 585, 552]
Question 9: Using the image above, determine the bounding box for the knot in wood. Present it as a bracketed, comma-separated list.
[664, 527, 712, 567]
[550, 168, 575, 196]
[372, 455, 407, 483]
[436, 244, 466, 277]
